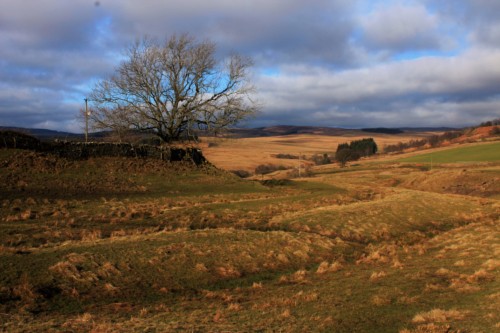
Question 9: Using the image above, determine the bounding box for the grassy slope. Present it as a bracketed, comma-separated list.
[201, 131, 431, 172]
[397, 141, 500, 163]
[0, 148, 499, 332]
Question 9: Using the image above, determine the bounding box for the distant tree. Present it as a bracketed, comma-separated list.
[311, 153, 331, 165]
[335, 138, 377, 167]
[255, 164, 287, 178]
[335, 149, 359, 167]
[348, 138, 378, 157]
[90, 34, 258, 143]
[427, 135, 440, 147]
[230, 169, 252, 178]
[490, 126, 500, 136]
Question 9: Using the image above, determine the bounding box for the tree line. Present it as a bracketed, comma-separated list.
[384, 119, 500, 153]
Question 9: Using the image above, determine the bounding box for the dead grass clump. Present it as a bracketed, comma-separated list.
[48, 252, 121, 295]
[448, 279, 481, 293]
[299, 291, 319, 302]
[110, 229, 128, 238]
[356, 244, 398, 265]
[435, 268, 459, 279]
[481, 259, 500, 271]
[281, 308, 292, 318]
[316, 261, 343, 274]
[81, 229, 102, 242]
[466, 268, 494, 283]
[201, 290, 217, 299]
[215, 265, 241, 278]
[227, 303, 242, 311]
[292, 249, 310, 260]
[371, 294, 391, 306]
[369, 271, 387, 281]
[213, 309, 224, 323]
[19, 209, 38, 220]
[62, 312, 95, 331]
[290, 269, 308, 283]
[400, 323, 461, 333]
[195, 263, 209, 272]
[4, 210, 38, 222]
[97, 262, 121, 278]
[252, 282, 263, 289]
[424, 283, 445, 292]
[49, 260, 98, 287]
[276, 253, 289, 263]
[412, 308, 468, 324]
[447, 268, 494, 293]
[280, 270, 308, 284]
[398, 295, 419, 304]
[12, 274, 38, 305]
[453, 260, 466, 267]
[103, 283, 120, 294]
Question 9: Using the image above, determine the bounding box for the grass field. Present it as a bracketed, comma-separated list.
[201, 130, 435, 172]
[0, 144, 498, 332]
[397, 141, 500, 163]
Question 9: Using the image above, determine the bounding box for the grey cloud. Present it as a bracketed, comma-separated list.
[0, 0, 499, 131]
[101, 0, 358, 66]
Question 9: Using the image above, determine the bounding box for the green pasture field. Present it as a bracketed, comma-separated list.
[397, 141, 500, 163]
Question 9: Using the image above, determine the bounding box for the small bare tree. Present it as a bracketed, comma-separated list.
[90, 34, 258, 143]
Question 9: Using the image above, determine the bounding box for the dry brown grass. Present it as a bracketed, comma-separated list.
[201, 132, 427, 171]
[369, 271, 387, 281]
[400, 323, 462, 333]
[412, 308, 468, 324]
[316, 260, 343, 274]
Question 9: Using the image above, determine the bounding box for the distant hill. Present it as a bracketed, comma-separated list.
[2, 125, 453, 141]
[227, 125, 450, 138]
[361, 128, 404, 134]
[398, 127, 457, 132]
[227, 126, 356, 137]
[0, 126, 82, 140]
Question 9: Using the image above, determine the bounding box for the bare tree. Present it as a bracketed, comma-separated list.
[90, 34, 258, 143]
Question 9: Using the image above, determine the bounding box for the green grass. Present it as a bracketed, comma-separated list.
[397, 141, 500, 163]
[0, 148, 498, 332]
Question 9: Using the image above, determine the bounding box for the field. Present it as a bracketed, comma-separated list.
[0, 140, 499, 332]
[201, 130, 434, 172]
[397, 141, 500, 163]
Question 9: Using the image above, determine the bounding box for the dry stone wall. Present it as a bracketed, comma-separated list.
[0, 131, 206, 165]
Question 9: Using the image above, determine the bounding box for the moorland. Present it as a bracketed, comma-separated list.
[0, 126, 498, 332]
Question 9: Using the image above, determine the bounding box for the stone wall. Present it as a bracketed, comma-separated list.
[0, 130, 41, 150]
[0, 130, 206, 165]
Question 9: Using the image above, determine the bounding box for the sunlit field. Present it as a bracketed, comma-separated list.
[0, 141, 498, 332]
[201, 130, 435, 172]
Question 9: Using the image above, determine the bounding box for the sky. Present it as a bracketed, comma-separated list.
[1, 0, 499, 132]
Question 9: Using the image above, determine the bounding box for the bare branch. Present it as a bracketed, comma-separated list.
[90, 33, 257, 143]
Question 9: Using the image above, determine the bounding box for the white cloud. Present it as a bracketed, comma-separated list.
[255, 47, 500, 127]
[358, 3, 445, 52]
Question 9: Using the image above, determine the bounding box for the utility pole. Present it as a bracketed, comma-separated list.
[298, 153, 301, 178]
[84, 98, 89, 143]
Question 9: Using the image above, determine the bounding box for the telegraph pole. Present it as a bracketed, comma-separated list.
[84, 98, 89, 143]
[298, 153, 301, 178]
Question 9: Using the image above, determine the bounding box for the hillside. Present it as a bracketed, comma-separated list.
[227, 125, 445, 138]
[0, 126, 81, 139]
[202, 131, 438, 173]
[0, 144, 498, 332]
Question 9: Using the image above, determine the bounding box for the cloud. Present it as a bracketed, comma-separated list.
[358, 3, 445, 53]
[255, 47, 500, 127]
[0, 0, 499, 132]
